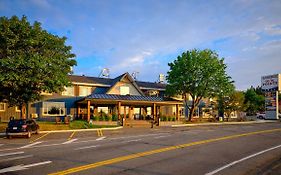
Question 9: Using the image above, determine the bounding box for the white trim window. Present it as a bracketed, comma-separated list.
[0, 103, 6, 111]
[120, 86, 130, 95]
[79, 86, 92, 96]
[42, 102, 65, 116]
[62, 86, 75, 96]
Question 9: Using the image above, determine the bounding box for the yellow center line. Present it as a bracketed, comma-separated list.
[48, 128, 281, 175]
[30, 132, 50, 143]
[68, 131, 76, 141]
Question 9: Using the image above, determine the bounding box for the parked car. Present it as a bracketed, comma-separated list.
[256, 113, 265, 119]
[6, 119, 39, 139]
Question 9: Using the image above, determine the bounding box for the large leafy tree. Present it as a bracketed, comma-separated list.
[0, 16, 76, 117]
[223, 91, 245, 120]
[244, 88, 265, 115]
[166, 49, 234, 121]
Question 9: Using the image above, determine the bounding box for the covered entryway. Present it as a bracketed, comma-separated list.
[76, 94, 183, 126]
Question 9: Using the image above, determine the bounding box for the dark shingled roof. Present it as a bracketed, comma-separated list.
[68, 74, 167, 90]
[85, 94, 165, 102]
[136, 81, 166, 90]
[68, 75, 113, 85]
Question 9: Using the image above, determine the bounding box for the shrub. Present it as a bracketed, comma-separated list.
[91, 115, 98, 121]
[99, 115, 105, 121]
[172, 117, 176, 121]
[105, 115, 110, 121]
[112, 115, 118, 121]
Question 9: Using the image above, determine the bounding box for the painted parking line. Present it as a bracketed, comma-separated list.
[0, 161, 52, 173]
[63, 139, 78, 144]
[0, 151, 24, 157]
[205, 144, 281, 175]
[121, 139, 142, 143]
[154, 135, 171, 139]
[67, 131, 76, 141]
[96, 136, 106, 141]
[74, 145, 100, 151]
[21, 142, 42, 148]
[30, 132, 50, 143]
[48, 128, 281, 175]
[0, 155, 33, 163]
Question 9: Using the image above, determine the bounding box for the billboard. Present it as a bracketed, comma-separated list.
[261, 74, 280, 119]
[261, 74, 280, 92]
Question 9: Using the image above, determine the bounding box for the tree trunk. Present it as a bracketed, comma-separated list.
[20, 103, 27, 119]
[188, 101, 196, 121]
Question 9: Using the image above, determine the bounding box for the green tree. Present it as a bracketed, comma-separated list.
[223, 91, 245, 120]
[0, 16, 76, 118]
[166, 49, 234, 121]
[244, 88, 265, 115]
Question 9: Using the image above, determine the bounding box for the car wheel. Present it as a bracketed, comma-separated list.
[27, 131, 31, 138]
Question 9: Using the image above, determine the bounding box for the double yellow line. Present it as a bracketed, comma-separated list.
[97, 129, 103, 137]
[49, 128, 281, 175]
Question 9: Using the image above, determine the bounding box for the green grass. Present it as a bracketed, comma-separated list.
[0, 120, 118, 132]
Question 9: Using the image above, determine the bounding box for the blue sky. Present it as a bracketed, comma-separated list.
[1, 0, 281, 90]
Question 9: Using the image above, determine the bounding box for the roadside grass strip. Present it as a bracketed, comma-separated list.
[30, 132, 50, 143]
[68, 131, 75, 141]
[49, 128, 281, 175]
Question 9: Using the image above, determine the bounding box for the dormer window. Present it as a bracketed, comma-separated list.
[120, 86, 130, 95]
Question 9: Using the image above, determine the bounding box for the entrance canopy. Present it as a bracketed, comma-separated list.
[76, 94, 183, 106]
[76, 94, 183, 122]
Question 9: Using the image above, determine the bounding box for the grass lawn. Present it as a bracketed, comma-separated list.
[0, 120, 118, 132]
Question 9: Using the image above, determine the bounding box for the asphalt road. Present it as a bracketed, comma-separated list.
[0, 123, 281, 175]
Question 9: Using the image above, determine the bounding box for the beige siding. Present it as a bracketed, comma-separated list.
[0, 106, 21, 122]
[108, 81, 141, 96]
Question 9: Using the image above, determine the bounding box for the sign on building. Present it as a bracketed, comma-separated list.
[261, 74, 280, 119]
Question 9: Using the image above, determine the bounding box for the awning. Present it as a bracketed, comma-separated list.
[76, 94, 183, 106]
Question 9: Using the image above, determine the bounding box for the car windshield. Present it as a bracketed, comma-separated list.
[8, 119, 26, 127]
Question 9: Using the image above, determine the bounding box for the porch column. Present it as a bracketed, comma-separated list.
[176, 104, 179, 121]
[124, 106, 127, 121]
[129, 106, 134, 120]
[153, 103, 156, 121]
[117, 101, 121, 120]
[77, 105, 81, 119]
[87, 100, 90, 122]
[94, 105, 98, 116]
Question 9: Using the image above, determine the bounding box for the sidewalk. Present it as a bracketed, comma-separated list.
[171, 120, 279, 127]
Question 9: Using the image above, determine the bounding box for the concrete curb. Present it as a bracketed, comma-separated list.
[0, 126, 123, 135]
[39, 126, 123, 133]
[171, 120, 278, 127]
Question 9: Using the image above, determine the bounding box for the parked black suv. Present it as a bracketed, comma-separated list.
[6, 119, 39, 139]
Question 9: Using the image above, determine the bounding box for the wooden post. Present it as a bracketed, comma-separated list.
[118, 101, 121, 120]
[124, 106, 127, 121]
[94, 105, 98, 116]
[129, 106, 134, 120]
[87, 100, 91, 122]
[77, 105, 81, 119]
[153, 103, 156, 121]
[176, 104, 179, 121]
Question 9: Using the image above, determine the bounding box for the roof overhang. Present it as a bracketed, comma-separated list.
[76, 94, 183, 106]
